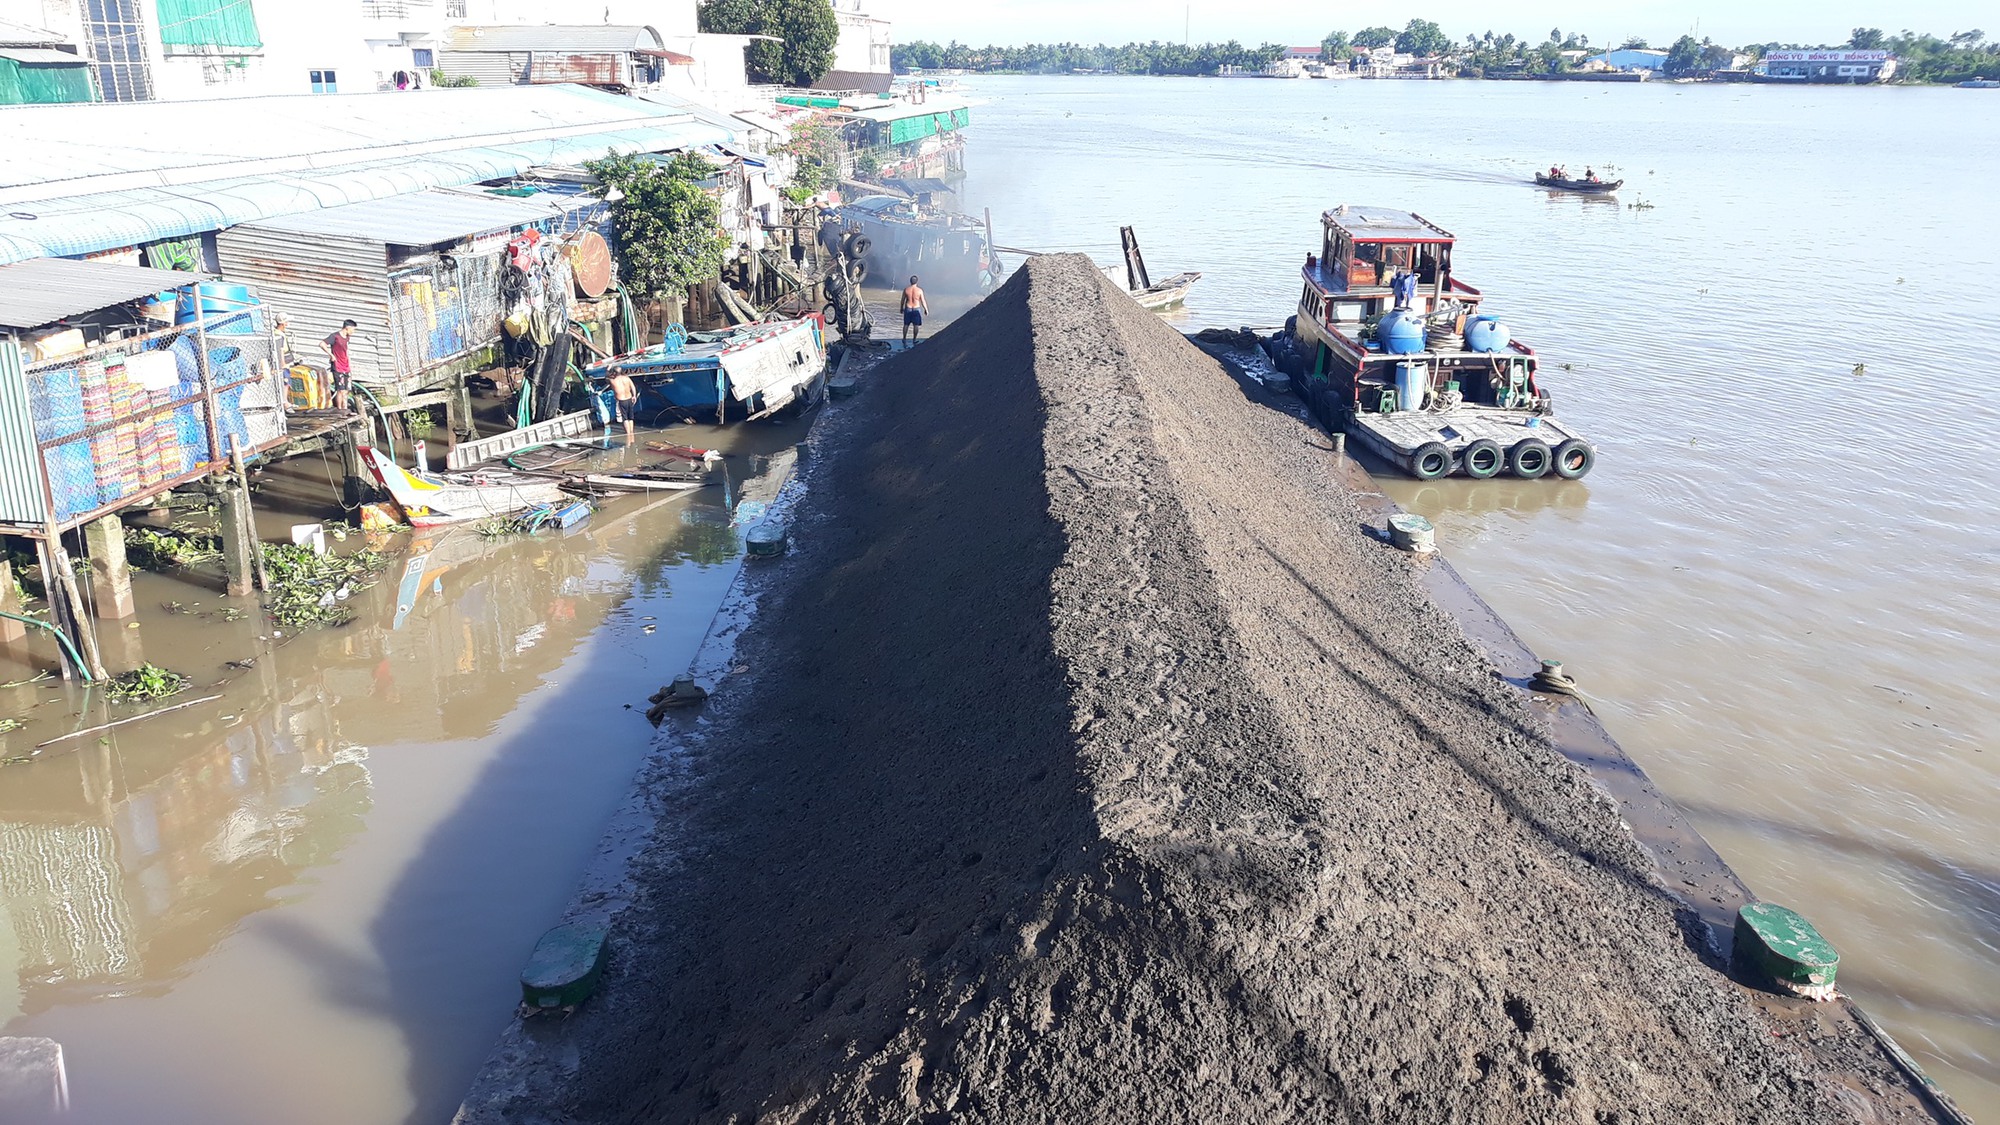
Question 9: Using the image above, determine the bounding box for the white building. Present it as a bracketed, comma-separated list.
[811, 0, 890, 93]
[0, 0, 755, 102]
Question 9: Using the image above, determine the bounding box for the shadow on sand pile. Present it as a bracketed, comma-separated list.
[487, 256, 1879, 1124]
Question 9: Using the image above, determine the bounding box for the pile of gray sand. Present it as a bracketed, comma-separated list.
[465, 255, 1915, 1123]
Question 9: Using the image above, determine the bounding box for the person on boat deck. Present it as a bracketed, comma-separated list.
[1585, 167, 1599, 182]
[1549, 164, 1562, 178]
[607, 371, 638, 441]
[1391, 270, 1418, 310]
[901, 275, 929, 347]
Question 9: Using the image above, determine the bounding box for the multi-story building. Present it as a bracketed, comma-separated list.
[0, 0, 758, 102]
[811, 0, 890, 93]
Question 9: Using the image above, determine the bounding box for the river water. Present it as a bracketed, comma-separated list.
[961, 73, 2000, 1116]
[0, 425, 800, 1123]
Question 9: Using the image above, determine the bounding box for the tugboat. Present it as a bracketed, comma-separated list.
[1272, 205, 1595, 480]
[834, 194, 1000, 293]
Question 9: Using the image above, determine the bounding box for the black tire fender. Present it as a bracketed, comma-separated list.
[846, 233, 873, 258]
[1461, 438, 1503, 479]
[1552, 438, 1594, 479]
[1410, 441, 1452, 481]
[847, 259, 869, 284]
[1508, 439, 1551, 479]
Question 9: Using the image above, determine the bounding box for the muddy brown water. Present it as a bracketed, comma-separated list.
[0, 416, 803, 1124]
[962, 74, 1999, 1117]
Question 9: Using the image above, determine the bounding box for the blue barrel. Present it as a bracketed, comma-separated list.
[176, 283, 256, 322]
[1464, 316, 1511, 353]
[1394, 362, 1427, 413]
[1378, 309, 1426, 355]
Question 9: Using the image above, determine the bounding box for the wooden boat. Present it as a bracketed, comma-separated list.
[1958, 77, 2000, 88]
[360, 446, 571, 528]
[1129, 271, 1202, 311]
[1535, 172, 1622, 194]
[1273, 204, 1596, 481]
[571, 470, 713, 493]
[1112, 227, 1200, 313]
[583, 316, 826, 426]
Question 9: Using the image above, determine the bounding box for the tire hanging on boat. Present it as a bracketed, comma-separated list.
[848, 259, 870, 284]
[1461, 438, 1504, 479]
[1410, 441, 1452, 481]
[1552, 438, 1595, 480]
[1508, 438, 1551, 479]
[846, 234, 873, 258]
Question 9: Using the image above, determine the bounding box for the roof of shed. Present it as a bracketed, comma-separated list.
[443, 25, 666, 53]
[241, 188, 593, 244]
[0, 85, 731, 264]
[0, 257, 205, 329]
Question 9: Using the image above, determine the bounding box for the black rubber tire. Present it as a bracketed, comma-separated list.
[1461, 438, 1504, 479]
[1508, 439, 1552, 479]
[1553, 438, 1595, 479]
[846, 234, 873, 258]
[847, 259, 869, 284]
[1410, 441, 1452, 481]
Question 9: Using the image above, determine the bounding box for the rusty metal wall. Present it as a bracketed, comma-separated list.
[217, 226, 394, 385]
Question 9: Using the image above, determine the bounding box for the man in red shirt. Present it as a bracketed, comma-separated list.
[321, 320, 357, 412]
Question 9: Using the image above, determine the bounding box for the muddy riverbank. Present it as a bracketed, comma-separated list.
[456, 256, 1937, 1122]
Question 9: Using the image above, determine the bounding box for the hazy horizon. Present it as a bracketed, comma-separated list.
[871, 0, 1988, 50]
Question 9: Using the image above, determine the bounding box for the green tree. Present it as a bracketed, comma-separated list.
[1320, 29, 1350, 58]
[585, 151, 729, 319]
[700, 0, 838, 86]
[1353, 26, 1396, 49]
[1664, 34, 1704, 75]
[1848, 27, 1886, 49]
[1397, 18, 1451, 57]
[1620, 36, 1649, 49]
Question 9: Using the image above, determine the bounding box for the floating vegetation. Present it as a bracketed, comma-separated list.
[476, 516, 520, 540]
[0, 718, 21, 734]
[126, 526, 222, 571]
[260, 544, 389, 629]
[106, 663, 189, 703]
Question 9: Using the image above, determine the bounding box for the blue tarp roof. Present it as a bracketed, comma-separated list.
[0, 85, 734, 264]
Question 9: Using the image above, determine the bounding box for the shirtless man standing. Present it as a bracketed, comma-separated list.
[900, 275, 929, 348]
[607, 371, 638, 440]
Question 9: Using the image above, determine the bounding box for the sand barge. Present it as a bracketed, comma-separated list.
[459, 256, 1919, 1123]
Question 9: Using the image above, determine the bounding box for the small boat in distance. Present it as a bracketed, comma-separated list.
[1958, 77, 2000, 88]
[1535, 171, 1622, 194]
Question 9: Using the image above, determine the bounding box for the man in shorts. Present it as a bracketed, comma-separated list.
[321, 319, 357, 412]
[901, 275, 929, 348]
[608, 371, 638, 440]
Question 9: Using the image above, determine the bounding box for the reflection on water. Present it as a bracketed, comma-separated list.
[963, 74, 2000, 1116]
[0, 429, 798, 1123]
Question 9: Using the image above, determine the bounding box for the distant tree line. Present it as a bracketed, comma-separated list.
[899, 20, 1996, 83]
[892, 40, 1285, 76]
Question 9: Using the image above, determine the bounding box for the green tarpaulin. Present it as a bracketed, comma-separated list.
[157, 0, 263, 50]
[0, 59, 96, 105]
[886, 107, 970, 146]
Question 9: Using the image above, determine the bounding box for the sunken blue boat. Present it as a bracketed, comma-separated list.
[584, 316, 827, 425]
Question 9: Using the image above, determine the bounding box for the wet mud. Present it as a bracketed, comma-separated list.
[458, 256, 1926, 1123]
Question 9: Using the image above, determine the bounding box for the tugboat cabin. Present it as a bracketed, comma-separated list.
[1295, 205, 1544, 419]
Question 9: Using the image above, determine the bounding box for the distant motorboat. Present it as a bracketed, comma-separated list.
[1534, 172, 1622, 194]
[1958, 77, 2000, 88]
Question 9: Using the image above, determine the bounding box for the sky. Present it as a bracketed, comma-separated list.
[871, 1, 1990, 49]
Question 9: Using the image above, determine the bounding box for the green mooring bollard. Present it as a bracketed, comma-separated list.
[1733, 902, 1839, 1000]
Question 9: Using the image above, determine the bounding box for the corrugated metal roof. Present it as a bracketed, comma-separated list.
[0, 257, 203, 329]
[0, 85, 733, 265]
[241, 188, 590, 244]
[0, 47, 87, 65]
[0, 19, 67, 47]
[444, 25, 666, 53]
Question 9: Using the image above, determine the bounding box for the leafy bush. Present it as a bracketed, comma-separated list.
[107, 663, 188, 702]
[261, 544, 389, 629]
